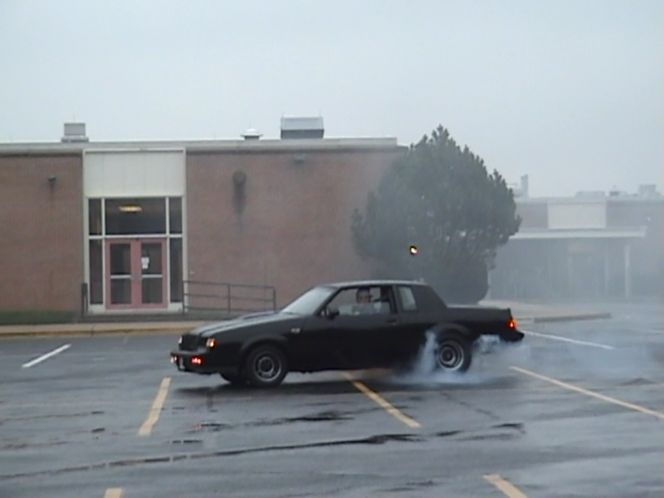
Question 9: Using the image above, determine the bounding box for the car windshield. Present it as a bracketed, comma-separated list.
[281, 286, 335, 315]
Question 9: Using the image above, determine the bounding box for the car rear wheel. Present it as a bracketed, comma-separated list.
[435, 335, 472, 372]
[243, 345, 288, 387]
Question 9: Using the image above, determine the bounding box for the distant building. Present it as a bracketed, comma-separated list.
[490, 186, 664, 300]
[0, 121, 401, 315]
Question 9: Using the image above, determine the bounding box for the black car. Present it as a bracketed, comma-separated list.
[170, 280, 524, 387]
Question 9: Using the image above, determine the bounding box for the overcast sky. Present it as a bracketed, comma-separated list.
[1, 0, 661, 196]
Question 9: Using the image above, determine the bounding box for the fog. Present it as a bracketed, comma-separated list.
[1, 0, 662, 196]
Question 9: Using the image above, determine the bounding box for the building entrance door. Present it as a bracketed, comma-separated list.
[106, 239, 167, 309]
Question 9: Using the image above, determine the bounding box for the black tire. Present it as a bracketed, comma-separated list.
[435, 334, 472, 372]
[243, 344, 288, 387]
[220, 372, 246, 386]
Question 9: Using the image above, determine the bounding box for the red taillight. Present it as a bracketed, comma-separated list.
[191, 356, 203, 366]
[508, 318, 517, 329]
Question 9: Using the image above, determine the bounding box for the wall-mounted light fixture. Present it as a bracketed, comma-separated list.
[47, 175, 57, 187]
[119, 204, 142, 213]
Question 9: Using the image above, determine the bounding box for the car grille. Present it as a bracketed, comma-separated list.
[179, 334, 200, 351]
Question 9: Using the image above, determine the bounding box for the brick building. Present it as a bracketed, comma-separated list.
[0, 121, 401, 316]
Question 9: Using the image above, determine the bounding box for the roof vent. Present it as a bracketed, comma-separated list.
[280, 116, 324, 139]
[61, 122, 89, 143]
[241, 128, 262, 140]
[638, 184, 659, 198]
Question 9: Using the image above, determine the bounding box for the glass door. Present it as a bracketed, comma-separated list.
[106, 239, 167, 309]
[140, 241, 165, 305]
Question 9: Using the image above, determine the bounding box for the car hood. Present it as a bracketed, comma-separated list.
[191, 311, 300, 338]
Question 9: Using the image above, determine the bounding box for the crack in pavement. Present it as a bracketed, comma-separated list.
[0, 433, 423, 481]
[187, 409, 365, 433]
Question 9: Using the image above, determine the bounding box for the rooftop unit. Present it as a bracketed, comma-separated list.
[61, 122, 89, 143]
[280, 116, 324, 139]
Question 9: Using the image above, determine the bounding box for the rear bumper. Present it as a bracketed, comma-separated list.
[499, 328, 525, 342]
[170, 350, 219, 374]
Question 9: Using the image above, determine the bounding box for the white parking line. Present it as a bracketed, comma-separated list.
[21, 344, 71, 368]
[523, 329, 614, 350]
[511, 366, 664, 420]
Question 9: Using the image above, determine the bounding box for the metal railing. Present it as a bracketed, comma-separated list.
[182, 280, 277, 316]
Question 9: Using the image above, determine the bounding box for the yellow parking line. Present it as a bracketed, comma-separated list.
[511, 366, 664, 420]
[484, 474, 528, 498]
[104, 488, 124, 498]
[343, 373, 421, 429]
[138, 377, 171, 436]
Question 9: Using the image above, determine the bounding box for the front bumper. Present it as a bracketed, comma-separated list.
[170, 350, 218, 374]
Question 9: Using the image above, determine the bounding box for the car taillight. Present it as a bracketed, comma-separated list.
[507, 318, 517, 329]
[191, 356, 203, 366]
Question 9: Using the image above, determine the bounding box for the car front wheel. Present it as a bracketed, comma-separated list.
[243, 345, 288, 387]
[435, 335, 472, 372]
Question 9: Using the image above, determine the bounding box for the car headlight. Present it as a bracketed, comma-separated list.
[206, 338, 218, 349]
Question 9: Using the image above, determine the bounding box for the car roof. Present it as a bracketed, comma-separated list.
[319, 279, 429, 289]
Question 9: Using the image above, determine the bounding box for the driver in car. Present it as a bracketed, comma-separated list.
[352, 287, 375, 315]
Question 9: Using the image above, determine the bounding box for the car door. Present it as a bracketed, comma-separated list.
[315, 286, 400, 369]
[297, 313, 352, 370]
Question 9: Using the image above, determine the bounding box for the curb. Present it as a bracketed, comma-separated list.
[531, 312, 612, 323]
[0, 322, 205, 339]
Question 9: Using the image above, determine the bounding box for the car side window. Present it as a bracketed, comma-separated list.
[326, 286, 394, 316]
[398, 286, 417, 312]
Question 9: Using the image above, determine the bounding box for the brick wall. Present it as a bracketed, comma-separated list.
[186, 147, 400, 306]
[0, 154, 83, 311]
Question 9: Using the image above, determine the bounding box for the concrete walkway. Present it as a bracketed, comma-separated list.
[0, 321, 207, 338]
[0, 301, 611, 338]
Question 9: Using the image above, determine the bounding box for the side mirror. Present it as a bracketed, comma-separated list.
[323, 307, 339, 320]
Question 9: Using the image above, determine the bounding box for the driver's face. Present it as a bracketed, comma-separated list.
[357, 291, 371, 303]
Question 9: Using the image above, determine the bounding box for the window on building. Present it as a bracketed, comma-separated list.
[88, 199, 102, 235]
[169, 197, 182, 234]
[170, 238, 183, 303]
[89, 240, 103, 304]
[105, 198, 166, 235]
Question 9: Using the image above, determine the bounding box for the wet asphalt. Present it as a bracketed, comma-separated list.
[1, 303, 663, 498]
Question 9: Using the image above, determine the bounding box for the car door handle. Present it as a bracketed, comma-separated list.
[386, 318, 398, 325]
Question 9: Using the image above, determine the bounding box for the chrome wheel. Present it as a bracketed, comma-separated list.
[436, 338, 468, 371]
[253, 352, 282, 382]
[244, 345, 288, 387]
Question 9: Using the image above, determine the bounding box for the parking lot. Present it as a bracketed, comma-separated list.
[1, 303, 663, 497]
